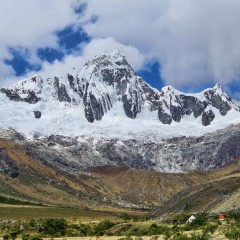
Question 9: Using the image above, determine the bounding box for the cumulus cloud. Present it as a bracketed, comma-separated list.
[1, 0, 240, 93]
[14, 37, 145, 85]
[82, 38, 145, 70]
[81, 0, 240, 89]
[0, 0, 81, 83]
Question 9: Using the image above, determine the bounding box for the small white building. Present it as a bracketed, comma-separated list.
[186, 215, 196, 224]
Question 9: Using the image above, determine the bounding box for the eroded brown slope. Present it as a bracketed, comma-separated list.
[0, 139, 212, 209]
[151, 159, 240, 215]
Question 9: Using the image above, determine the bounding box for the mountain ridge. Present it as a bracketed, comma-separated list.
[0, 51, 239, 141]
[1, 131, 240, 212]
[1, 51, 240, 212]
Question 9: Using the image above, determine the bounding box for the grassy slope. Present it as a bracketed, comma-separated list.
[0, 139, 211, 210]
[86, 166, 211, 207]
[1, 139, 240, 215]
[0, 140, 111, 208]
[152, 159, 240, 215]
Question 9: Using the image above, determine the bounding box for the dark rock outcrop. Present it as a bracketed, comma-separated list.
[0, 89, 40, 103]
[54, 77, 71, 103]
[180, 95, 205, 117]
[33, 111, 41, 119]
[0, 147, 19, 177]
[158, 104, 172, 125]
[202, 110, 215, 126]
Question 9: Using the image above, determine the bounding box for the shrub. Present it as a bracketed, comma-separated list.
[9, 231, 19, 240]
[203, 224, 218, 235]
[28, 220, 37, 228]
[228, 210, 240, 221]
[148, 224, 169, 235]
[30, 236, 43, 240]
[41, 218, 67, 236]
[94, 220, 115, 236]
[78, 223, 93, 236]
[225, 227, 240, 240]
[3, 235, 9, 240]
[22, 234, 30, 240]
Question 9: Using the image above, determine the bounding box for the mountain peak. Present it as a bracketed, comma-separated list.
[108, 49, 122, 58]
[212, 82, 225, 94]
[0, 52, 240, 134]
[161, 85, 181, 94]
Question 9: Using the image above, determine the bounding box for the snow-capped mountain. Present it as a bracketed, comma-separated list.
[158, 83, 239, 126]
[0, 51, 240, 140]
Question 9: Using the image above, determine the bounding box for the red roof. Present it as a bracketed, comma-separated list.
[219, 214, 225, 219]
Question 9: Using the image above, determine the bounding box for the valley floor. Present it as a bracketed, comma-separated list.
[1, 204, 239, 240]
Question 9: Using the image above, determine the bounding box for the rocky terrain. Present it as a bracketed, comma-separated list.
[151, 158, 240, 215]
[1, 122, 240, 173]
[0, 133, 211, 209]
[1, 128, 240, 212]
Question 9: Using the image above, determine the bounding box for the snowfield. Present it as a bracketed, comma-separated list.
[1, 90, 240, 142]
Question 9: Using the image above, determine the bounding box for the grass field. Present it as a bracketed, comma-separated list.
[0, 205, 146, 221]
[0, 207, 238, 240]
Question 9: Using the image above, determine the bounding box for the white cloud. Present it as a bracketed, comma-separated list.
[1, 0, 240, 93]
[0, 0, 81, 83]
[0, 0, 79, 47]
[8, 37, 145, 87]
[81, 38, 145, 70]
[81, 0, 240, 89]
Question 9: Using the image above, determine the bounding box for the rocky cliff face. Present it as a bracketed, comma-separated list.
[1, 123, 240, 173]
[158, 84, 239, 126]
[0, 51, 238, 128]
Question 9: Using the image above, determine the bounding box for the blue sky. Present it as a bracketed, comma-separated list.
[1, 1, 240, 98]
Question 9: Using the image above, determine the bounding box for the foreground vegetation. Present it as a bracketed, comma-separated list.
[1, 210, 240, 240]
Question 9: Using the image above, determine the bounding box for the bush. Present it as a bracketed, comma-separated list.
[225, 227, 240, 240]
[9, 231, 19, 240]
[30, 237, 43, 240]
[28, 220, 37, 228]
[78, 223, 93, 236]
[203, 224, 218, 235]
[148, 224, 169, 235]
[114, 223, 132, 236]
[94, 220, 115, 236]
[22, 234, 30, 240]
[228, 210, 240, 222]
[128, 223, 169, 236]
[3, 235, 9, 240]
[41, 218, 67, 237]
